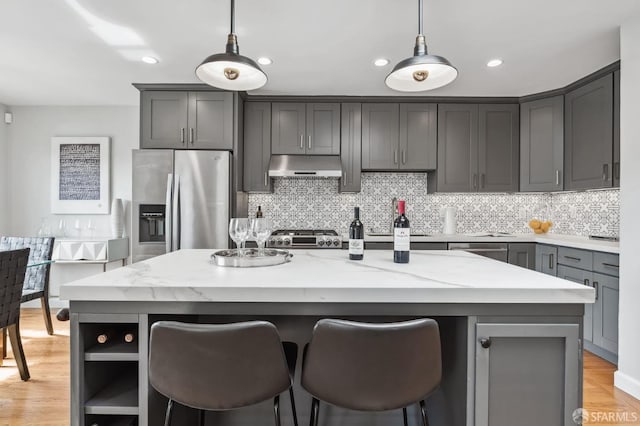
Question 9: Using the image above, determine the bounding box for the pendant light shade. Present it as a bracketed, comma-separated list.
[385, 0, 457, 92]
[196, 0, 267, 91]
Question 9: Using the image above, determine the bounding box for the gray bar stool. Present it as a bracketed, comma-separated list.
[301, 318, 441, 426]
[149, 320, 299, 426]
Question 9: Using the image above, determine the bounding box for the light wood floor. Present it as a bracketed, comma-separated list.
[1, 309, 639, 425]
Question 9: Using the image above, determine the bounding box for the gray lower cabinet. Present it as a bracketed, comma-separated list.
[362, 103, 437, 171]
[141, 91, 233, 150]
[339, 104, 362, 193]
[564, 73, 614, 190]
[271, 103, 340, 155]
[243, 102, 272, 192]
[592, 272, 619, 354]
[557, 265, 594, 342]
[520, 96, 564, 191]
[475, 323, 580, 426]
[437, 103, 519, 192]
[536, 244, 558, 276]
[507, 243, 535, 270]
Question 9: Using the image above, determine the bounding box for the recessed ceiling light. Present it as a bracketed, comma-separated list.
[487, 59, 503, 68]
[257, 57, 273, 65]
[374, 58, 390, 67]
[142, 56, 159, 64]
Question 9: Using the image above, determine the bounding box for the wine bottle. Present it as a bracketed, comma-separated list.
[393, 200, 410, 263]
[96, 330, 115, 344]
[256, 206, 263, 218]
[349, 207, 364, 260]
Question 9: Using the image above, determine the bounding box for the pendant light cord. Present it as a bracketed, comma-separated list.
[230, 0, 235, 34]
[418, 0, 423, 35]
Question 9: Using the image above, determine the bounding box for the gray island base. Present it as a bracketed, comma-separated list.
[61, 249, 594, 426]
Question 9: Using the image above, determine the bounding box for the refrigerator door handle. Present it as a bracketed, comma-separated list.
[172, 174, 181, 251]
[165, 174, 173, 253]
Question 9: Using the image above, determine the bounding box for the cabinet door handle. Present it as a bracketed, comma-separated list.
[264, 172, 268, 187]
[343, 172, 347, 185]
[481, 173, 486, 189]
[300, 134, 304, 149]
[602, 262, 619, 269]
[479, 338, 491, 349]
[555, 169, 560, 186]
[394, 150, 398, 164]
[584, 278, 590, 287]
[614, 162, 620, 180]
[402, 150, 406, 165]
[594, 281, 599, 300]
[180, 128, 185, 144]
[189, 128, 194, 144]
[308, 135, 312, 150]
[473, 174, 478, 190]
[602, 163, 609, 181]
[549, 253, 554, 270]
[565, 255, 581, 262]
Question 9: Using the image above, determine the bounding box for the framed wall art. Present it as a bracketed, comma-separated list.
[51, 136, 110, 214]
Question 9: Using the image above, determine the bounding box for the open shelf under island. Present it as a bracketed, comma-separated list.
[61, 249, 595, 426]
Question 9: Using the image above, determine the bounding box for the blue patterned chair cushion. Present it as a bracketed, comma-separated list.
[0, 237, 55, 292]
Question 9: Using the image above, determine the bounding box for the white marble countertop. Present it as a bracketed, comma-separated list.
[60, 249, 595, 304]
[360, 233, 619, 253]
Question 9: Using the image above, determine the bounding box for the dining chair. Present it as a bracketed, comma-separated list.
[0, 237, 55, 338]
[301, 318, 442, 426]
[0, 248, 31, 380]
[149, 320, 299, 426]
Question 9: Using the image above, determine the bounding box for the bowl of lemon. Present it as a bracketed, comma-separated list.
[528, 219, 552, 234]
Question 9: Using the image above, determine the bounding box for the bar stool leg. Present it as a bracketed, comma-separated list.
[403, 407, 409, 426]
[273, 395, 281, 426]
[419, 400, 429, 426]
[2, 327, 6, 359]
[288, 386, 299, 426]
[8, 323, 29, 381]
[309, 398, 319, 426]
[164, 398, 174, 426]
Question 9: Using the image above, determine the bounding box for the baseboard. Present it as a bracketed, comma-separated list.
[614, 370, 640, 400]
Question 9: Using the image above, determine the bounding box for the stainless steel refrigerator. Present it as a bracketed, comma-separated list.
[132, 150, 230, 263]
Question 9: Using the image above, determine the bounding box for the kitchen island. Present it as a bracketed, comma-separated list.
[61, 249, 594, 426]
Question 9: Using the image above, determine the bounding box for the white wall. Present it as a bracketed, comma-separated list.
[5, 106, 138, 237]
[615, 17, 640, 399]
[0, 103, 8, 235]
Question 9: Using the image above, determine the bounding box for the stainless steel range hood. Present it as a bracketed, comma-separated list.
[268, 155, 342, 178]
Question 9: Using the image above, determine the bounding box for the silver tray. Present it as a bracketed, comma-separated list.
[211, 248, 293, 268]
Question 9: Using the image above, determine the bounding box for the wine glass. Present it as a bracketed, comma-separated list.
[251, 218, 272, 255]
[234, 218, 250, 256]
[229, 218, 241, 254]
[58, 219, 67, 237]
[86, 220, 96, 238]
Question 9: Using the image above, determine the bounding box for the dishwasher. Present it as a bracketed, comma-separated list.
[448, 242, 509, 262]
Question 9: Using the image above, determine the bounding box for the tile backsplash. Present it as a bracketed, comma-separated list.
[248, 173, 619, 237]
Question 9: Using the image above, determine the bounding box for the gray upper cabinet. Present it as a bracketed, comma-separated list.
[520, 96, 564, 192]
[271, 103, 340, 155]
[340, 103, 362, 193]
[362, 103, 400, 170]
[613, 69, 620, 187]
[437, 103, 519, 192]
[141, 91, 233, 150]
[362, 103, 436, 171]
[564, 74, 614, 190]
[399, 104, 437, 170]
[243, 102, 272, 192]
[436, 104, 478, 192]
[271, 103, 306, 155]
[478, 104, 519, 192]
[306, 103, 341, 155]
[141, 91, 188, 149]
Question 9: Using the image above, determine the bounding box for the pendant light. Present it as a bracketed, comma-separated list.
[385, 0, 457, 92]
[195, 0, 267, 91]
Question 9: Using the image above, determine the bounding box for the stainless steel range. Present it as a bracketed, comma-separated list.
[267, 230, 342, 249]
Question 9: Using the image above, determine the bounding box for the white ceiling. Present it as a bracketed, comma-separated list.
[1, 0, 639, 106]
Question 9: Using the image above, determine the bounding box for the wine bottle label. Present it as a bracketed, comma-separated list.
[394, 228, 410, 251]
[349, 239, 364, 255]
